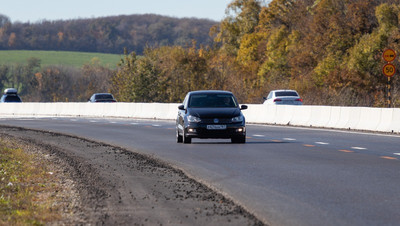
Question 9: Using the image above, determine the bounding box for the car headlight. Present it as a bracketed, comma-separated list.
[187, 115, 201, 123]
[232, 115, 244, 122]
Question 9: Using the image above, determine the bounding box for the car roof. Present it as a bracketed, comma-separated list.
[270, 89, 298, 93]
[4, 88, 18, 94]
[94, 93, 113, 95]
[189, 90, 233, 95]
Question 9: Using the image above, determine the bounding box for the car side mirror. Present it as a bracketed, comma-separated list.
[178, 105, 185, 110]
[240, 105, 248, 110]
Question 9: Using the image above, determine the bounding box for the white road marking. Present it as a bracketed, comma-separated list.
[315, 142, 329, 145]
[90, 120, 97, 123]
[131, 123, 139, 125]
[110, 121, 117, 124]
[351, 147, 367, 150]
[253, 134, 265, 137]
[70, 119, 77, 121]
[14, 118, 34, 121]
[283, 138, 296, 141]
[250, 124, 400, 138]
[152, 124, 161, 127]
[393, 153, 400, 156]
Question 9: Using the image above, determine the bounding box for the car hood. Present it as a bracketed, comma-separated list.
[188, 108, 241, 118]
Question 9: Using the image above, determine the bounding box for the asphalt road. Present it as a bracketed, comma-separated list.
[1, 117, 400, 226]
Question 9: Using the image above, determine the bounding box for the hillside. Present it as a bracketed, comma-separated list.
[2, 0, 400, 107]
[0, 14, 216, 54]
[111, 0, 400, 107]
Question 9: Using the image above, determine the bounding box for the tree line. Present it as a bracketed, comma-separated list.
[0, 58, 113, 102]
[2, 0, 400, 107]
[111, 0, 400, 107]
[0, 14, 215, 54]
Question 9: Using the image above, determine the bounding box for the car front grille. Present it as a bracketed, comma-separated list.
[201, 118, 232, 124]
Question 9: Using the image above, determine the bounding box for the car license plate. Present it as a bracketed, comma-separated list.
[207, 125, 227, 130]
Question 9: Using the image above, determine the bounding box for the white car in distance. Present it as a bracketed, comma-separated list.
[263, 90, 303, 105]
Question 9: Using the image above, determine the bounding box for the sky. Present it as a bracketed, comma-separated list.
[2, 0, 234, 23]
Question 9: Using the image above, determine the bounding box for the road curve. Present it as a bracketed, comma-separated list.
[1, 117, 400, 226]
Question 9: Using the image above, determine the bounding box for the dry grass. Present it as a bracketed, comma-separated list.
[0, 139, 64, 225]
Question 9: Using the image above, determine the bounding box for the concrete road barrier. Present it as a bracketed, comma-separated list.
[354, 107, 381, 131]
[275, 105, 294, 125]
[308, 106, 332, 128]
[376, 108, 394, 132]
[325, 107, 341, 128]
[344, 107, 362, 130]
[0, 102, 399, 134]
[243, 104, 271, 123]
[335, 107, 351, 129]
[290, 105, 312, 126]
[390, 108, 400, 133]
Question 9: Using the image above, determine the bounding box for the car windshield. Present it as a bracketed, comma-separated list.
[96, 94, 113, 100]
[189, 94, 238, 108]
[275, 91, 299, 97]
[4, 95, 22, 102]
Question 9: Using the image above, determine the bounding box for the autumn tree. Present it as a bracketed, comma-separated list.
[77, 58, 114, 101]
[211, 0, 262, 56]
[111, 49, 137, 102]
[29, 66, 78, 102]
[0, 14, 10, 27]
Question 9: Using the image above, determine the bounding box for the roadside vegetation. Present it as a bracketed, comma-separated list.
[111, 0, 400, 107]
[0, 50, 118, 102]
[0, 139, 63, 225]
[0, 56, 114, 102]
[1, 0, 400, 106]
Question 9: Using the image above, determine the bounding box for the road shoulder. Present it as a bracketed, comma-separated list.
[0, 126, 264, 225]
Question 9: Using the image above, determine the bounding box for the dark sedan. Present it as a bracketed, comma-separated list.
[88, 93, 117, 103]
[1, 88, 22, 103]
[176, 90, 247, 144]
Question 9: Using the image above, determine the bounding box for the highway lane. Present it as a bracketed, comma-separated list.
[1, 117, 400, 226]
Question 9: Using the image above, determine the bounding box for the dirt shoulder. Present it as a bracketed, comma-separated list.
[0, 126, 264, 225]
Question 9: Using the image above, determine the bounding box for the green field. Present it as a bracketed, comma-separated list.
[0, 50, 122, 68]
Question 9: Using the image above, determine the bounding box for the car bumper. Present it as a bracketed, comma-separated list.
[185, 123, 246, 139]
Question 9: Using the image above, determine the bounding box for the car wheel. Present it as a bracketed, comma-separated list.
[183, 130, 192, 144]
[231, 135, 246, 144]
[176, 129, 183, 143]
